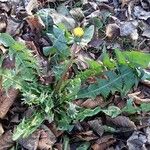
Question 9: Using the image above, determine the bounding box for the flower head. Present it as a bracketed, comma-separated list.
[73, 27, 84, 37]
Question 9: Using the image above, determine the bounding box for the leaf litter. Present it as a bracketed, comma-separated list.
[0, 0, 150, 149]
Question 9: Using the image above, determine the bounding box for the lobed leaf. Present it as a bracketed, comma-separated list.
[77, 66, 138, 99]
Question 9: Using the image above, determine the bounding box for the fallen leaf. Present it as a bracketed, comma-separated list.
[121, 0, 130, 7]
[75, 50, 94, 70]
[120, 21, 138, 38]
[88, 119, 104, 137]
[142, 29, 150, 38]
[0, 14, 7, 32]
[18, 129, 41, 150]
[0, 45, 7, 53]
[0, 131, 15, 150]
[37, 9, 76, 30]
[92, 135, 116, 150]
[141, 80, 150, 88]
[145, 127, 150, 144]
[128, 92, 150, 105]
[70, 8, 84, 21]
[38, 125, 56, 150]
[46, 122, 63, 137]
[140, 0, 150, 10]
[26, 15, 45, 33]
[25, 0, 39, 15]
[53, 143, 63, 150]
[127, 131, 147, 150]
[75, 131, 98, 141]
[2, 56, 15, 69]
[134, 6, 150, 20]
[105, 23, 120, 39]
[0, 2, 11, 12]
[106, 116, 137, 129]
[6, 18, 22, 36]
[96, 0, 109, 3]
[74, 96, 105, 108]
[0, 88, 19, 119]
[0, 123, 4, 136]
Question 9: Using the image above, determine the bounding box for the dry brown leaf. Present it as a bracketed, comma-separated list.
[70, 8, 84, 21]
[113, 95, 126, 109]
[46, 122, 63, 137]
[0, 123, 4, 136]
[0, 15, 7, 32]
[75, 50, 94, 70]
[0, 88, 19, 119]
[0, 45, 7, 54]
[84, 98, 104, 108]
[0, 131, 15, 150]
[2, 57, 15, 69]
[134, 6, 150, 20]
[6, 18, 22, 36]
[81, 98, 104, 108]
[26, 15, 45, 33]
[106, 116, 137, 129]
[127, 131, 147, 150]
[75, 131, 98, 141]
[71, 43, 81, 55]
[98, 3, 114, 13]
[121, 0, 130, 7]
[120, 21, 138, 40]
[92, 135, 116, 150]
[128, 92, 150, 104]
[0, 2, 11, 12]
[74, 96, 106, 108]
[25, 0, 39, 15]
[53, 143, 63, 150]
[18, 129, 41, 150]
[105, 23, 120, 39]
[141, 80, 150, 88]
[88, 119, 104, 137]
[38, 128, 56, 150]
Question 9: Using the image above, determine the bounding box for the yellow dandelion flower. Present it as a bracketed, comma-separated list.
[73, 27, 84, 37]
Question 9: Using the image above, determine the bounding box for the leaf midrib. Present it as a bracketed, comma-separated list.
[77, 70, 131, 98]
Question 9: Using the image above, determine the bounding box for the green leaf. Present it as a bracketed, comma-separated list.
[77, 66, 137, 99]
[57, 111, 74, 131]
[80, 25, 94, 46]
[46, 26, 69, 56]
[76, 107, 101, 121]
[67, 103, 79, 119]
[101, 51, 116, 69]
[122, 99, 150, 114]
[37, 9, 53, 31]
[43, 46, 56, 56]
[115, 49, 127, 65]
[119, 66, 139, 95]
[65, 78, 81, 101]
[115, 50, 150, 68]
[13, 111, 45, 140]
[63, 136, 70, 150]
[0, 33, 15, 47]
[102, 106, 121, 118]
[122, 99, 140, 114]
[0, 69, 23, 90]
[141, 69, 150, 80]
[90, 17, 103, 29]
[76, 60, 103, 81]
[76, 142, 90, 150]
[124, 51, 150, 68]
[141, 103, 150, 112]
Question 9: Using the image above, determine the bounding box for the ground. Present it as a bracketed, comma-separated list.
[0, 0, 150, 150]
